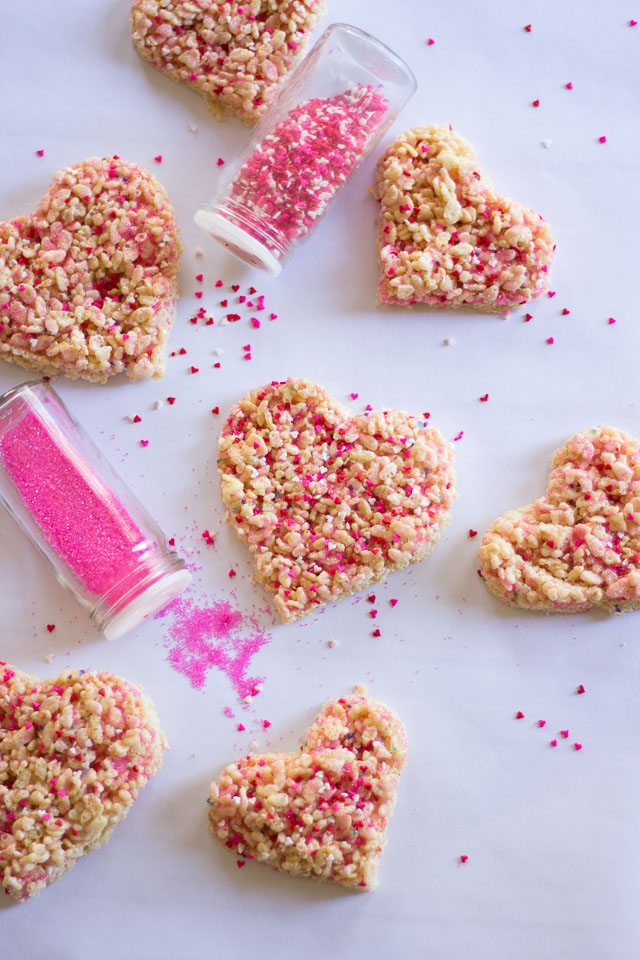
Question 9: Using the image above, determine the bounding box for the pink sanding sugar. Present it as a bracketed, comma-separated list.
[157, 595, 270, 697]
[223, 85, 389, 261]
[0, 409, 145, 595]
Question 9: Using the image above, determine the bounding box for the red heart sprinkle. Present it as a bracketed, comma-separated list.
[372, 628, 381, 637]
[532, 99, 540, 107]
[154, 155, 162, 163]
[167, 397, 176, 404]
[168, 538, 175, 546]
[190, 366, 199, 374]
[576, 684, 586, 694]
[367, 595, 376, 603]
[538, 719, 546, 727]
[468, 529, 478, 538]
[460, 854, 469, 863]
[46, 624, 55, 633]
[211, 406, 220, 415]
[479, 394, 489, 402]
[228, 569, 236, 578]
[515, 711, 525, 719]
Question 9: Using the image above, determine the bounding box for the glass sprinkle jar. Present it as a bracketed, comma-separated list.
[194, 22, 416, 276]
[0, 380, 190, 640]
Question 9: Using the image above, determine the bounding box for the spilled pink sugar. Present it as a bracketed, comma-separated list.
[0, 409, 144, 595]
[157, 595, 270, 697]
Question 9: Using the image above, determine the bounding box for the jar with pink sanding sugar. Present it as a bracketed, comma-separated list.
[194, 22, 416, 276]
[0, 380, 190, 640]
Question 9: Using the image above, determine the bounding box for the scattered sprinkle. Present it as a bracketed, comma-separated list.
[546, 337, 554, 344]
[262, 720, 271, 729]
[140, 439, 149, 447]
[560, 729, 569, 739]
[46, 624, 55, 633]
[427, 37, 435, 45]
[515, 711, 525, 719]
[574, 742, 583, 751]
[576, 684, 586, 694]
[154, 155, 163, 163]
[217, 158, 225, 166]
[561, 308, 570, 315]
[459, 854, 469, 863]
[538, 719, 546, 728]
[598, 135, 607, 143]
[212, 406, 220, 415]
[36, 149, 44, 157]
[524, 23, 532, 31]
[389, 599, 398, 607]
[550, 739, 557, 747]
[453, 431, 464, 442]
[228, 569, 237, 579]
[608, 317, 617, 325]
[190, 366, 199, 374]
[479, 394, 489, 402]
[532, 99, 540, 107]
[167, 396, 176, 405]
[565, 82, 573, 90]
[468, 529, 478, 538]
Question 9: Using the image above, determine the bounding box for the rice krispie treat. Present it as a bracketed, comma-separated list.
[0, 663, 168, 902]
[208, 693, 407, 890]
[219, 378, 457, 622]
[131, 0, 327, 124]
[374, 125, 554, 313]
[479, 427, 640, 613]
[0, 156, 181, 382]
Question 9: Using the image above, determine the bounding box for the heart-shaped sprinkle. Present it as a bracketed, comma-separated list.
[0, 663, 167, 901]
[46, 624, 55, 633]
[219, 379, 456, 622]
[0, 157, 181, 382]
[208, 693, 407, 890]
[374, 125, 554, 313]
[479, 427, 640, 613]
[131, 0, 327, 124]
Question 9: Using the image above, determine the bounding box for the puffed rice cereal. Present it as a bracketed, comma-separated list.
[479, 427, 640, 613]
[218, 378, 457, 622]
[0, 156, 181, 382]
[374, 125, 554, 313]
[0, 663, 167, 901]
[131, 0, 327, 124]
[208, 692, 407, 890]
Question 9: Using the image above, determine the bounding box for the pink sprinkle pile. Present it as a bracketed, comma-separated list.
[222, 86, 389, 263]
[157, 595, 270, 696]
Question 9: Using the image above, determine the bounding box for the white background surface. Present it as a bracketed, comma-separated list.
[2, 1, 640, 957]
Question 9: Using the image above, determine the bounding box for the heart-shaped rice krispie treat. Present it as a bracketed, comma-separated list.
[219, 378, 456, 622]
[374, 125, 554, 313]
[208, 693, 407, 890]
[0, 662, 167, 901]
[131, 0, 327, 124]
[479, 427, 640, 614]
[0, 156, 181, 382]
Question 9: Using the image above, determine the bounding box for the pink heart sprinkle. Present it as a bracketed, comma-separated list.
[262, 720, 271, 729]
[211, 406, 220, 414]
[548, 291, 556, 298]
[228, 569, 236, 578]
[546, 337, 554, 344]
[608, 317, 616, 324]
[390, 599, 398, 607]
[459, 854, 469, 863]
[574, 742, 583, 751]
[538, 719, 546, 728]
[427, 37, 435, 45]
[237, 723, 245, 732]
[576, 684, 586, 694]
[565, 82, 573, 90]
[154, 155, 162, 163]
[140, 439, 149, 447]
[195, 274, 203, 282]
[630, 19, 638, 25]
[598, 135, 607, 143]
[550, 739, 557, 747]
[515, 711, 525, 719]
[217, 158, 225, 166]
[36, 149, 44, 157]
[560, 729, 569, 738]
[350, 393, 359, 400]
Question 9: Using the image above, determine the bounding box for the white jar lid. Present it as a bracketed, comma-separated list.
[102, 568, 192, 640]
[194, 209, 283, 277]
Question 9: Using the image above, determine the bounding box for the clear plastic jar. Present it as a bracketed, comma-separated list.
[194, 22, 416, 276]
[0, 380, 190, 640]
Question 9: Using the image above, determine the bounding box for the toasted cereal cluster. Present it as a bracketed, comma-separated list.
[131, 0, 327, 124]
[208, 693, 407, 890]
[218, 378, 457, 622]
[479, 427, 640, 614]
[0, 156, 181, 383]
[374, 125, 554, 313]
[0, 663, 167, 902]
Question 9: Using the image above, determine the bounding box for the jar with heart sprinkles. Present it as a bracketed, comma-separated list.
[0, 380, 190, 639]
[195, 23, 416, 276]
